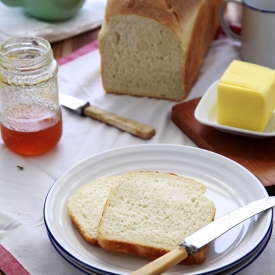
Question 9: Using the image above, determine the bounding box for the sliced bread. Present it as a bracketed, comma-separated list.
[67, 175, 120, 245]
[97, 171, 216, 264]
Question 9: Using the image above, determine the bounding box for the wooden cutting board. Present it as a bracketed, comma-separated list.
[171, 97, 275, 196]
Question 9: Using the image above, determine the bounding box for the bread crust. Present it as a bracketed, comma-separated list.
[99, 0, 223, 101]
[97, 236, 209, 265]
[103, 0, 197, 34]
[69, 214, 99, 245]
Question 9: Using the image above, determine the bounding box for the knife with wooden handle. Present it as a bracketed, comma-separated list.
[59, 93, 156, 139]
[131, 197, 275, 275]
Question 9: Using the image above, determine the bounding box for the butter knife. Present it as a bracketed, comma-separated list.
[131, 196, 275, 275]
[59, 93, 156, 139]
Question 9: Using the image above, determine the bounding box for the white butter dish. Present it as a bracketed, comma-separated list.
[194, 80, 275, 138]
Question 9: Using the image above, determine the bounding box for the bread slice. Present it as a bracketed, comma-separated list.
[67, 175, 120, 245]
[98, 0, 222, 101]
[97, 171, 216, 265]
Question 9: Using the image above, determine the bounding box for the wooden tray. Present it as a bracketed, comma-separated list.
[171, 97, 275, 196]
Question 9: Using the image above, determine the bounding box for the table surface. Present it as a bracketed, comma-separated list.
[51, 27, 100, 59]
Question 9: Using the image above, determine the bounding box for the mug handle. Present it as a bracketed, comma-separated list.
[219, 0, 242, 42]
[1, 0, 23, 7]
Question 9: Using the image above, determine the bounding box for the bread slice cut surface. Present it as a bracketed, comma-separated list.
[67, 175, 120, 245]
[97, 171, 216, 264]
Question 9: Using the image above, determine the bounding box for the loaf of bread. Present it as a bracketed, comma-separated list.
[67, 175, 120, 245]
[97, 171, 216, 265]
[98, 0, 222, 101]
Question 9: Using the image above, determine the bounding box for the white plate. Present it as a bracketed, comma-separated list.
[194, 80, 275, 137]
[48, 222, 273, 275]
[44, 144, 272, 275]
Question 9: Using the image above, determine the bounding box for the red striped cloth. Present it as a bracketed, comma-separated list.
[0, 245, 30, 275]
[57, 40, 98, 66]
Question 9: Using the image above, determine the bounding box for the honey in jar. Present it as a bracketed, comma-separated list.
[0, 37, 62, 155]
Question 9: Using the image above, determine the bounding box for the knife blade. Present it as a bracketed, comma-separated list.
[131, 196, 275, 275]
[59, 93, 156, 139]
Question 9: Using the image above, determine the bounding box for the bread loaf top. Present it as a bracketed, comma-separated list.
[103, 0, 204, 38]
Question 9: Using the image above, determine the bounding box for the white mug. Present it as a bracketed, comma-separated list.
[219, 0, 275, 69]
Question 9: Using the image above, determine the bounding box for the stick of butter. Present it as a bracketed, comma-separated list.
[217, 60, 275, 132]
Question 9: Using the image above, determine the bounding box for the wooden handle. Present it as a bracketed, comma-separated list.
[84, 105, 156, 139]
[130, 247, 188, 275]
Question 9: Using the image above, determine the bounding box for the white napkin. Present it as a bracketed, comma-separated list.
[0, 0, 107, 43]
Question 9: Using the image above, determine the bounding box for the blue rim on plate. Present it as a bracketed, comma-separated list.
[43, 144, 272, 275]
[48, 233, 101, 275]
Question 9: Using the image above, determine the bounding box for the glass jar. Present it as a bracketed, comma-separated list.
[0, 37, 62, 155]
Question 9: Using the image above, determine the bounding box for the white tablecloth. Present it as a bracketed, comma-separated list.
[0, 37, 274, 275]
[0, 0, 107, 43]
